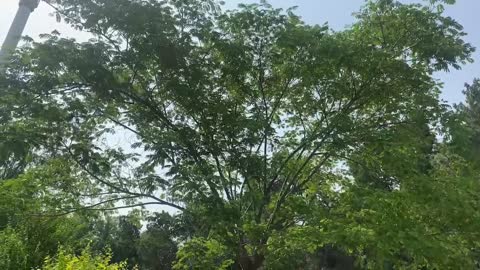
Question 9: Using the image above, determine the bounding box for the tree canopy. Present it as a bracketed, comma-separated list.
[0, 0, 479, 269]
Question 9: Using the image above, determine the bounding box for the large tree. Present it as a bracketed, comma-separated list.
[0, 0, 477, 269]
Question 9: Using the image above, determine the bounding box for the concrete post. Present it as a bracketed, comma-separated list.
[0, 0, 40, 66]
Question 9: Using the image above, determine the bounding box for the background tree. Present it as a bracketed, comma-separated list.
[136, 212, 179, 270]
[447, 79, 480, 168]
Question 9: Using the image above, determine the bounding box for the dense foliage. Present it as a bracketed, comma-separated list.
[41, 246, 128, 270]
[0, 0, 479, 269]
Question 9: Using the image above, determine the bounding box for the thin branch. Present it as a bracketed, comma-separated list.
[29, 202, 169, 218]
[63, 195, 141, 212]
[213, 154, 232, 201]
[61, 141, 185, 211]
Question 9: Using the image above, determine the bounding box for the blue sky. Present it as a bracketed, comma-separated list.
[1, 0, 478, 104]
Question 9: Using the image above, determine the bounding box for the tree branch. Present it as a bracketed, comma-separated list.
[61, 141, 185, 211]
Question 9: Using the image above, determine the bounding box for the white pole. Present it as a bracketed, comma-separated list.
[0, 0, 40, 66]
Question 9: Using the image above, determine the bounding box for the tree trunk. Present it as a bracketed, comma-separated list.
[236, 254, 265, 270]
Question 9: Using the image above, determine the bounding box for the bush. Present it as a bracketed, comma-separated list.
[0, 227, 28, 270]
[41, 246, 128, 270]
